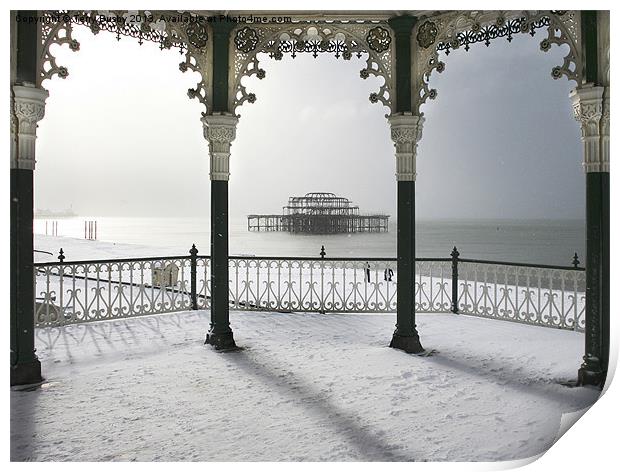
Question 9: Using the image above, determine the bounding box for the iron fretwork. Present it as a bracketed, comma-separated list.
[413, 10, 582, 113]
[40, 10, 215, 114]
[435, 16, 551, 54]
[417, 20, 438, 49]
[234, 26, 260, 53]
[265, 37, 358, 59]
[33, 253, 585, 329]
[45, 11, 186, 52]
[230, 22, 394, 113]
[366, 26, 392, 53]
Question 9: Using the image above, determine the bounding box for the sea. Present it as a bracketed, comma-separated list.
[34, 217, 585, 267]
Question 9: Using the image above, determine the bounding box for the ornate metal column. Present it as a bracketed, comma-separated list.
[387, 15, 424, 354]
[203, 21, 238, 351]
[572, 11, 609, 387]
[202, 113, 238, 350]
[10, 11, 48, 385]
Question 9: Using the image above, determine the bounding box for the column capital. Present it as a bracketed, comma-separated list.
[11, 84, 49, 170]
[570, 84, 608, 173]
[201, 113, 239, 181]
[388, 113, 425, 181]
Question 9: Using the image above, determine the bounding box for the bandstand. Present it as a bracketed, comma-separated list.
[10, 10, 609, 389]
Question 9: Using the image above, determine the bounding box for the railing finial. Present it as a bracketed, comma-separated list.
[190, 244, 198, 257]
[451, 246, 459, 259]
[58, 248, 65, 263]
[572, 252, 580, 268]
[320, 245, 326, 259]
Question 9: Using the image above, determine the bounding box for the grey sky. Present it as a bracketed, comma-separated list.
[36, 25, 583, 220]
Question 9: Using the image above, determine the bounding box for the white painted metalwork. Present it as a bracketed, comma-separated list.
[412, 10, 582, 114]
[201, 113, 239, 181]
[229, 21, 395, 115]
[34, 256, 203, 327]
[457, 261, 585, 330]
[388, 113, 424, 181]
[571, 84, 609, 173]
[35, 254, 584, 331]
[11, 84, 49, 170]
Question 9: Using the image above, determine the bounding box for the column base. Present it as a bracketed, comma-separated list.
[10, 359, 42, 386]
[577, 358, 606, 388]
[389, 332, 424, 354]
[205, 330, 238, 351]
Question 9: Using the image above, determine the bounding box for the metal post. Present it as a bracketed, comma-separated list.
[572, 252, 580, 268]
[451, 246, 460, 314]
[190, 244, 198, 310]
[387, 15, 424, 354]
[10, 10, 44, 386]
[203, 20, 238, 351]
[573, 11, 609, 388]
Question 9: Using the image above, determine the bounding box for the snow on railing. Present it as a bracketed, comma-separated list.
[33, 250, 585, 331]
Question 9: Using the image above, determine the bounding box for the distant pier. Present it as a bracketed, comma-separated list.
[248, 192, 389, 234]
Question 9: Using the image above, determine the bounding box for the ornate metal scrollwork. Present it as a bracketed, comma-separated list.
[234, 26, 259, 53]
[413, 10, 583, 114]
[40, 13, 80, 83]
[40, 10, 213, 115]
[416, 21, 438, 49]
[66, 11, 186, 50]
[185, 21, 208, 50]
[230, 22, 395, 115]
[436, 16, 550, 54]
[366, 26, 391, 53]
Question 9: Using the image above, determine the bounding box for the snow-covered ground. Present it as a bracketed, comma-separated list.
[18, 235, 599, 461]
[12, 309, 599, 462]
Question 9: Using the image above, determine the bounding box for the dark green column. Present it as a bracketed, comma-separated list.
[578, 173, 609, 387]
[204, 20, 237, 351]
[11, 10, 42, 385]
[388, 16, 424, 354]
[577, 11, 609, 388]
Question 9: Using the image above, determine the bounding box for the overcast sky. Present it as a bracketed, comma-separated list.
[35, 24, 584, 220]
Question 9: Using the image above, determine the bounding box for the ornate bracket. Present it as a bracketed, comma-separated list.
[412, 10, 582, 114]
[201, 113, 239, 181]
[40, 13, 80, 83]
[40, 10, 213, 115]
[11, 85, 49, 170]
[570, 85, 609, 173]
[388, 113, 424, 181]
[229, 22, 395, 115]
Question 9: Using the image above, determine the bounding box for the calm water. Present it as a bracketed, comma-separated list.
[34, 216, 585, 266]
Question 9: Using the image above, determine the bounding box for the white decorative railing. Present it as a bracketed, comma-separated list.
[457, 260, 586, 331]
[34, 256, 208, 327]
[34, 251, 585, 331]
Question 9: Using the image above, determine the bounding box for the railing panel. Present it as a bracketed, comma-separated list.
[196, 256, 211, 310]
[34, 253, 586, 331]
[457, 262, 585, 331]
[415, 260, 452, 313]
[34, 257, 193, 327]
[228, 258, 399, 313]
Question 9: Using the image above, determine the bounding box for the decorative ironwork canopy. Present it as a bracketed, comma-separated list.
[39, 10, 584, 118]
